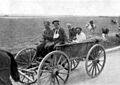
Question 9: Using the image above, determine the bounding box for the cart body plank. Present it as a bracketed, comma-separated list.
[56, 39, 98, 58]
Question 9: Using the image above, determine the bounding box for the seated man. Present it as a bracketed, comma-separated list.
[36, 20, 67, 58]
[73, 27, 86, 43]
[36, 21, 54, 58]
[52, 20, 68, 45]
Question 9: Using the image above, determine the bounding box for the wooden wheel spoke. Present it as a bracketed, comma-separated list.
[57, 74, 65, 83]
[70, 58, 80, 70]
[30, 49, 35, 62]
[55, 76, 60, 85]
[96, 64, 100, 72]
[91, 66, 95, 76]
[31, 74, 34, 80]
[98, 62, 102, 67]
[87, 62, 92, 67]
[61, 59, 67, 66]
[72, 60, 76, 67]
[41, 70, 52, 73]
[57, 55, 62, 65]
[21, 75, 25, 81]
[19, 64, 29, 68]
[52, 77, 55, 85]
[16, 61, 28, 65]
[94, 66, 97, 75]
[58, 65, 65, 71]
[18, 56, 28, 63]
[19, 71, 34, 82]
[59, 72, 68, 75]
[99, 60, 104, 62]
[31, 51, 36, 61]
[75, 59, 79, 63]
[88, 65, 93, 73]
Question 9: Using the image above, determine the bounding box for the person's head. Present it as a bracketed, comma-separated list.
[44, 21, 50, 29]
[90, 20, 93, 24]
[66, 23, 72, 29]
[52, 20, 60, 29]
[76, 27, 82, 34]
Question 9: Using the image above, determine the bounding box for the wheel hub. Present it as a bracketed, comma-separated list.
[51, 68, 59, 78]
[93, 60, 99, 66]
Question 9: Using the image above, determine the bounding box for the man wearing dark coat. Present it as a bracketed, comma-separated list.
[36, 20, 67, 58]
[52, 20, 68, 45]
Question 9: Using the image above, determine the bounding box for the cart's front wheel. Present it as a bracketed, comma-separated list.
[37, 51, 71, 85]
[15, 47, 38, 84]
[85, 44, 106, 78]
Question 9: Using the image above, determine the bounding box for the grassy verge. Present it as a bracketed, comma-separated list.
[100, 34, 120, 49]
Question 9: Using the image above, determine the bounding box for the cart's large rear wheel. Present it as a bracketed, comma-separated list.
[37, 51, 71, 85]
[85, 44, 106, 78]
[15, 47, 38, 84]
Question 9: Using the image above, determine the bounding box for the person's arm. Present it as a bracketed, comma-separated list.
[43, 30, 54, 42]
[54, 28, 68, 44]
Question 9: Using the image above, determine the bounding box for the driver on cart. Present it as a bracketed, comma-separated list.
[36, 20, 67, 59]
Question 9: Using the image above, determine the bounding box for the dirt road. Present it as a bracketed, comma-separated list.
[12, 49, 120, 85]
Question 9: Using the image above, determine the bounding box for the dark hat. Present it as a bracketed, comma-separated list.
[52, 20, 60, 24]
[76, 27, 82, 31]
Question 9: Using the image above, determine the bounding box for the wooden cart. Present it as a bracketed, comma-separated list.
[15, 38, 106, 85]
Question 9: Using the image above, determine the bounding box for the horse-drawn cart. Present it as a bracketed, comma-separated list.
[15, 38, 106, 85]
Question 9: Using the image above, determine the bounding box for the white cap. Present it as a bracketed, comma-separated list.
[66, 23, 71, 26]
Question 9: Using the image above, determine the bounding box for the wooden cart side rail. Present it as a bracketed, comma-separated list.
[55, 37, 102, 47]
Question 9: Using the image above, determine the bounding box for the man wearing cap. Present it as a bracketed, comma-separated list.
[52, 20, 68, 45]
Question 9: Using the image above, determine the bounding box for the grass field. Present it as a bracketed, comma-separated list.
[0, 16, 120, 53]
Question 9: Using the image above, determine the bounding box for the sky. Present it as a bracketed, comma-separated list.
[0, 0, 120, 16]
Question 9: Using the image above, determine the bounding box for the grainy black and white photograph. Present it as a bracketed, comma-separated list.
[0, 0, 120, 85]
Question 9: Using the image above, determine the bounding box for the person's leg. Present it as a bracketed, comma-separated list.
[45, 42, 55, 54]
[36, 42, 46, 58]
